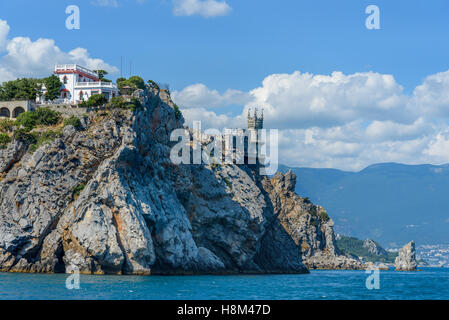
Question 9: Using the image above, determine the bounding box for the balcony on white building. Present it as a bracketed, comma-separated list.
[74, 81, 118, 89]
[54, 64, 99, 79]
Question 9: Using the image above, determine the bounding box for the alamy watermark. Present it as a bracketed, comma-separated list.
[66, 5, 80, 30]
[65, 266, 80, 290]
[366, 5, 380, 30]
[169, 121, 278, 175]
[365, 267, 380, 290]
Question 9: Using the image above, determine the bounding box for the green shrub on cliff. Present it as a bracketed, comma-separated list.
[15, 108, 62, 131]
[108, 96, 143, 112]
[109, 96, 128, 109]
[0, 119, 15, 133]
[117, 76, 145, 90]
[13, 129, 37, 145]
[72, 183, 86, 199]
[79, 94, 108, 108]
[319, 210, 330, 222]
[0, 133, 11, 149]
[28, 129, 62, 153]
[173, 104, 182, 120]
[64, 116, 82, 130]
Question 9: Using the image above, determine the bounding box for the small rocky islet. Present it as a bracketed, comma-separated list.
[0, 87, 417, 275]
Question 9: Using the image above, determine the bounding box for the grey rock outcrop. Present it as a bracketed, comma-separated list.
[395, 241, 417, 271]
[260, 171, 364, 270]
[363, 239, 387, 257]
[0, 87, 362, 275]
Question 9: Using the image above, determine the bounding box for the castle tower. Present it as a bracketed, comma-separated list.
[247, 108, 264, 130]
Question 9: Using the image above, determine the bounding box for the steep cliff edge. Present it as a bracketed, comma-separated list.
[0, 88, 361, 275]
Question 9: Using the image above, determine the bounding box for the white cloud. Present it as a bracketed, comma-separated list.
[91, 0, 230, 18]
[411, 70, 449, 118]
[248, 71, 411, 129]
[173, 70, 449, 171]
[0, 19, 9, 51]
[0, 19, 118, 83]
[92, 0, 119, 7]
[173, 0, 231, 18]
[172, 83, 251, 108]
[182, 107, 239, 129]
[91, 0, 148, 7]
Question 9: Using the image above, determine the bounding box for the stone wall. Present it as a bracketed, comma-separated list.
[0, 101, 36, 119]
[42, 105, 90, 118]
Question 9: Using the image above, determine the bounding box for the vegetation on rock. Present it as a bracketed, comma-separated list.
[173, 103, 182, 120]
[117, 76, 146, 90]
[28, 129, 62, 153]
[63, 116, 82, 130]
[0, 133, 11, 149]
[0, 119, 15, 133]
[93, 70, 111, 82]
[336, 235, 397, 263]
[79, 94, 108, 108]
[15, 107, 62, 131]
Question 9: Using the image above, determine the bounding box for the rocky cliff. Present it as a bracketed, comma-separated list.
[395, 241, 417, 271]
[363, 239, 388, 257]
[0, 87, 362, 275]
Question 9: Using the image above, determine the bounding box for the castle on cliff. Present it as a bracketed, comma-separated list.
[247, 108, 264, 130]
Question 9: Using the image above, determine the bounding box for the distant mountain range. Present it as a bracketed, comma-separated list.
[279, 163, 449, 247]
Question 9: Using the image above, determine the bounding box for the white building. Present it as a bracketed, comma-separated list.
[38, 64, 119, 105]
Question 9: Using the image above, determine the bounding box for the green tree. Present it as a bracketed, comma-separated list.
[0, 78, 40, 101]
[0, 133, 11, 149]
[44, 75, 62, 101]
[94, 70, 111, 82]
[128, 76, 145, 89]
[80, 94, 108, 108]
[117, 76, 145, 90]
[109, 96, 127, 109]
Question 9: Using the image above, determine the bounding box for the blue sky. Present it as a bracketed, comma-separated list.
[2, 0, 449, 170]
[1, 0, 449, 92]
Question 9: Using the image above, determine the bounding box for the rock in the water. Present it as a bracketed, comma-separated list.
[395, 241, 417, 271]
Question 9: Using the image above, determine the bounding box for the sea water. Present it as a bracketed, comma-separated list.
[0, 268, 448, 300]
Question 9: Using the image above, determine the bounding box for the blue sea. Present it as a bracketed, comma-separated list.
[0, 268, 448, 300]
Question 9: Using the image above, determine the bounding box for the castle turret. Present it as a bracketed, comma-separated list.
[247, 108, 264, 130]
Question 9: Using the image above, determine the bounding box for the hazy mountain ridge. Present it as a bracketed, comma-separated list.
[280, 163, 449, 247]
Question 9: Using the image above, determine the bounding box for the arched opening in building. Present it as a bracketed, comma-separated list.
[61, 89, 69, 99]
[63, 76, 68, 84]
[12, 107, 25, 118]
[0, 107, 10, 118]
[79, 91, 84, 100]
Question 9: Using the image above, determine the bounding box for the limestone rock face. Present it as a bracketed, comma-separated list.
[363, 239, 387, 257]
[395, 241, 417, 271]
[260, 171, 364, 270]
[0, 88, 362, 275]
